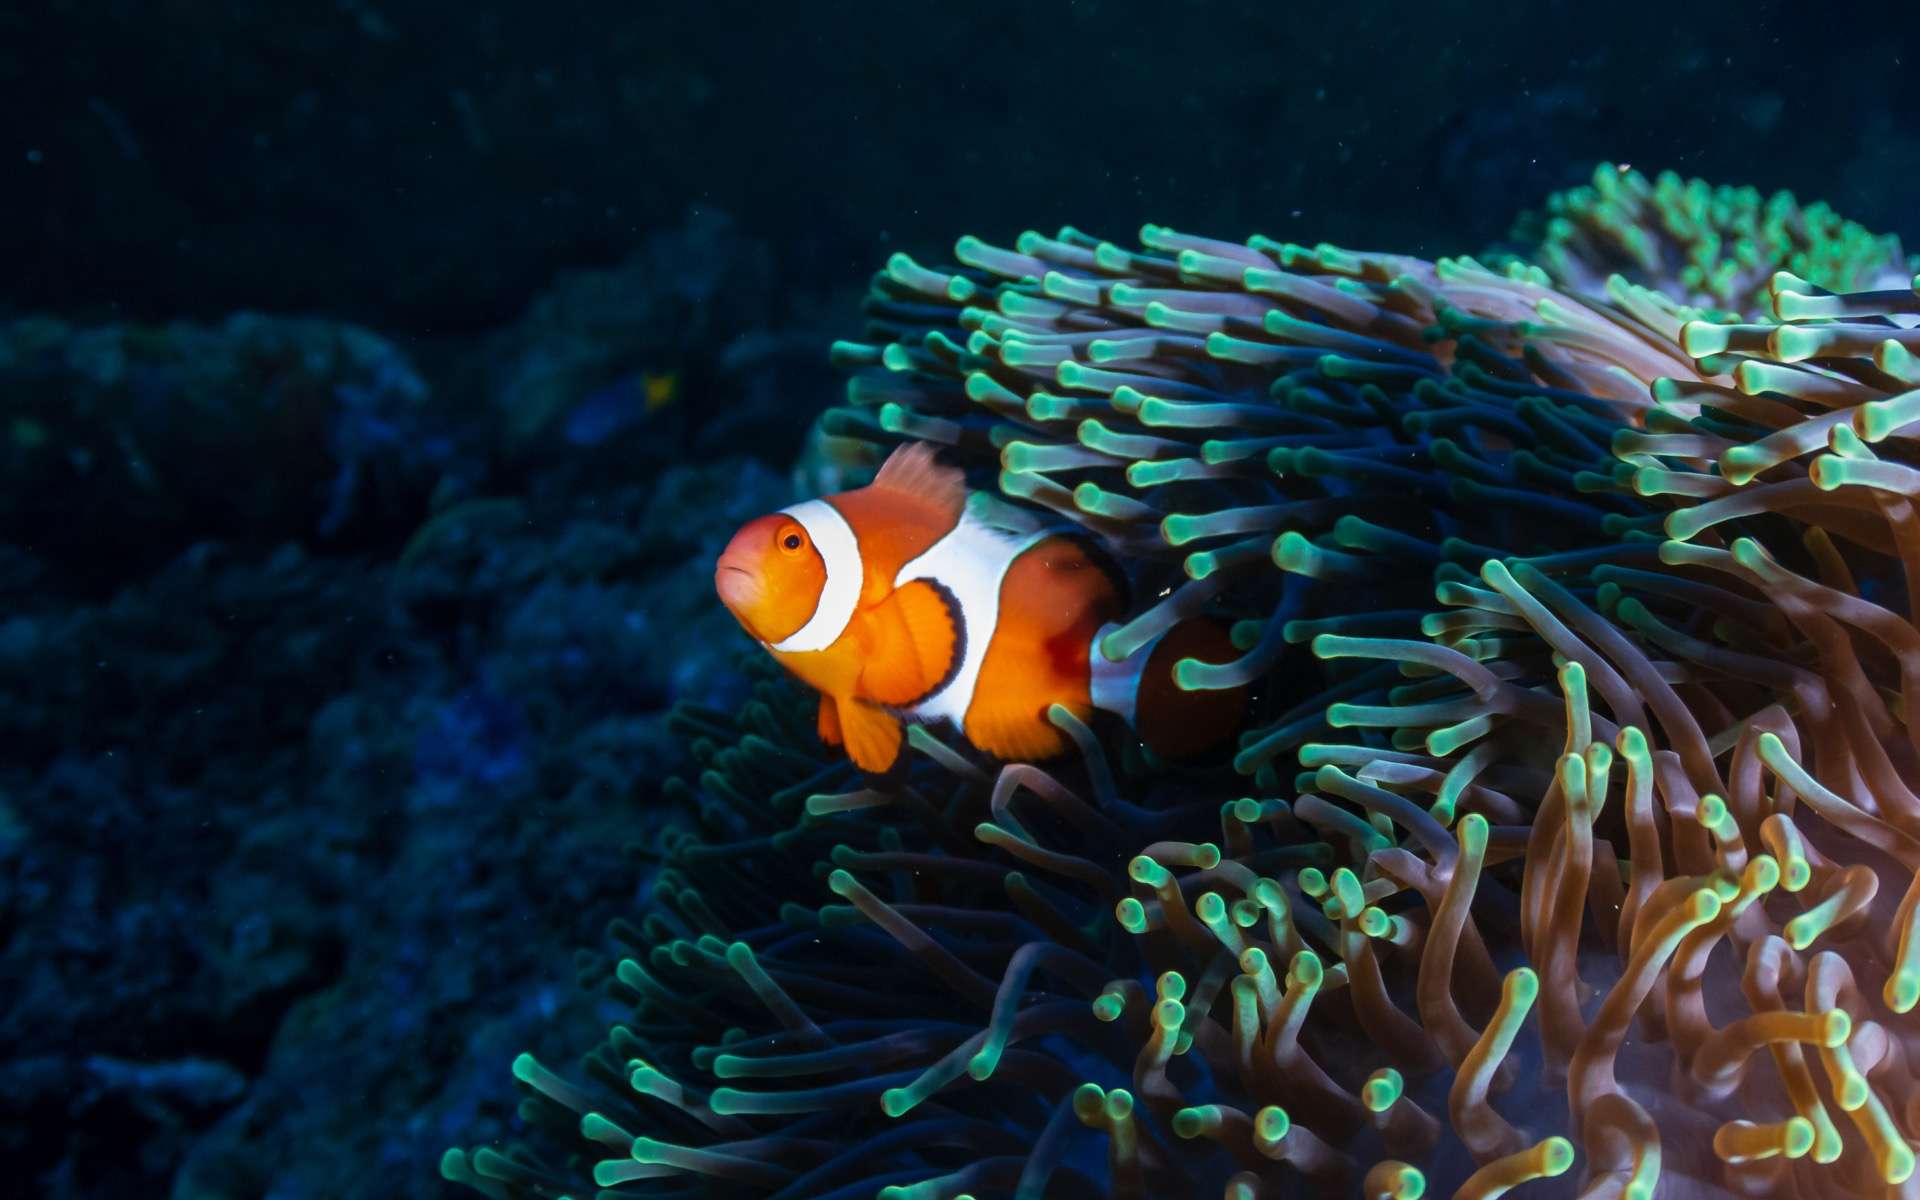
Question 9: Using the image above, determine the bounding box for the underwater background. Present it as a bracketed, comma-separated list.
[5, 3, 1920, 1198]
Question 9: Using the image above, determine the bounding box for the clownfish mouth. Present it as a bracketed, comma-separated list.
[714, 562, 758, 612]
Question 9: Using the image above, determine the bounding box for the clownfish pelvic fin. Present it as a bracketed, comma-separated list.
[835, 697, 904, 773]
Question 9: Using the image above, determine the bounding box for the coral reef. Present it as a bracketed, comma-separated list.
[0, 313, 464, 587]
[446, 173, 1920, 1197]
[0, 195, 824, 1194]
[477, 211, 777, 460]
[0, 454, 790, 1198]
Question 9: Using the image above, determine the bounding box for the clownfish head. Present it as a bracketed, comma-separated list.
[715, 510, 830, 646]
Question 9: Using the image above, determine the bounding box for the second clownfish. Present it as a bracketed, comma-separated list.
[714, 442, 1245, 772]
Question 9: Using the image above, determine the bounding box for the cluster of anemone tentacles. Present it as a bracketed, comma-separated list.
[1508, 164, 1911, 320]
[444, 167, 1920, 1199]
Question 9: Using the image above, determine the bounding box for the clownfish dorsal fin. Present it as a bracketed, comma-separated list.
[869, 442, 966, 526]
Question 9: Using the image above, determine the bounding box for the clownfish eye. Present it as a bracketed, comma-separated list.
[777, 523, 807, 555]
[783, 534, 802, 549]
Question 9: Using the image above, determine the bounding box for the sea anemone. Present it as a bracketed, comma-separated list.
[1507, 163, 1914, 318]
[444, 169, 1920, 1198]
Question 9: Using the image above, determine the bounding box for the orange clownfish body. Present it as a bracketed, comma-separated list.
[714, 443, 1243, 772]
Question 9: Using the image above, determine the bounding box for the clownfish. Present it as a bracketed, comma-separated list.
[714, 442, 1245, 772]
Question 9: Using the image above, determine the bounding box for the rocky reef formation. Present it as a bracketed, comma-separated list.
[0, 215, 823, 1198]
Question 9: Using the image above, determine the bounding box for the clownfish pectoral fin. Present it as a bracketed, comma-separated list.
[836, 698, 904, 773]
[857, 580, 959, 707]
[962, 692, 1073, 763]
[817, 694, 843, 747]
[870, 442, 965, 527]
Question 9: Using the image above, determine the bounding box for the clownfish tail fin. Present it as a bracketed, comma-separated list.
[1090, 617, 1247, 761]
